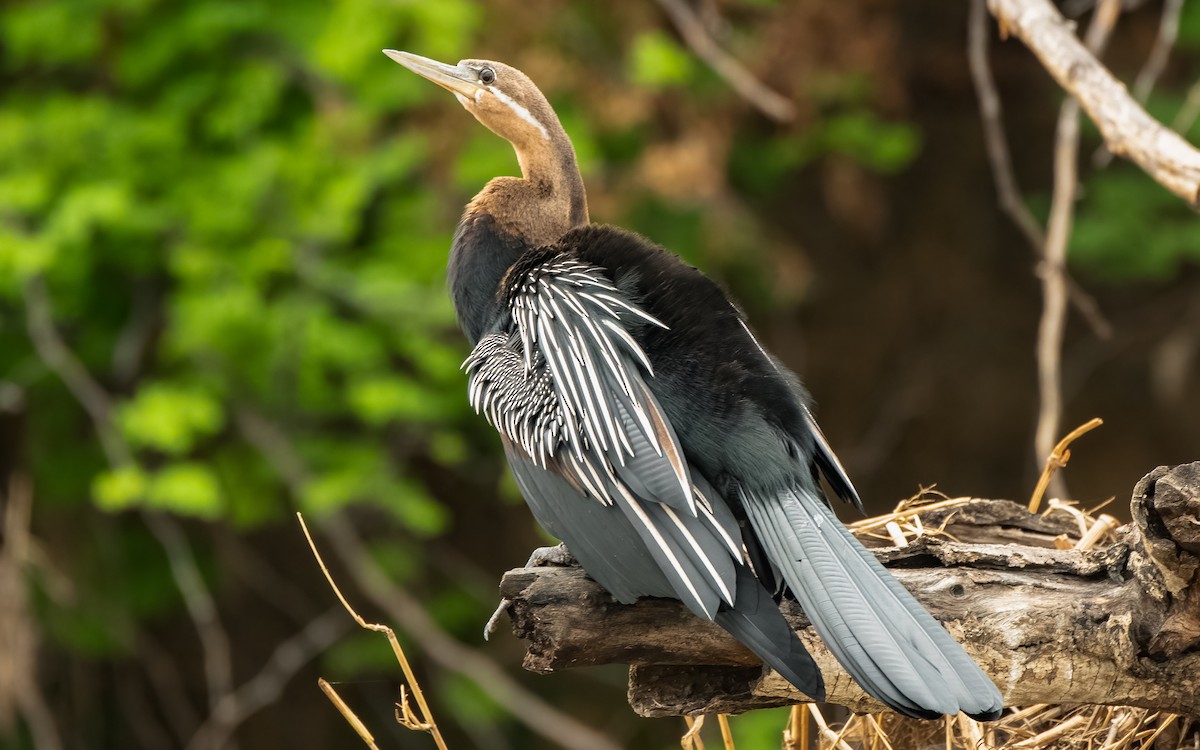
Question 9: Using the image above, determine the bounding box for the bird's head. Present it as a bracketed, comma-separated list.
[384, 50, 558, 152]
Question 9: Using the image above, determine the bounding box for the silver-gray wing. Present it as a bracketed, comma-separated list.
[464, 256, 742, 619]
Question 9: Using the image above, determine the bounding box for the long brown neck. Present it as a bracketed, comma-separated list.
[469, 126, 588, 249]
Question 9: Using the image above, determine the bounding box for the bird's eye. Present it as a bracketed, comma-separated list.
[479, 67, 496, 85]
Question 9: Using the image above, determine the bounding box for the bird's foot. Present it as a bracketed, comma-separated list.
[522, 542, 576, 568]
[483, 544, 576, 641]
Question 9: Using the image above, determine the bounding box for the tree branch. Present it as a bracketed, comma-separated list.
[21, 277, 236, 738]
[186, 608, 350, 750]
[1034, 0, 1120, 499]
[987, 0, 1200, 206]
[497, 465, 1200, 718]
[656, 0, 795, 122]
[966, 0, 1112, 341]
[235, 408, 625, 750]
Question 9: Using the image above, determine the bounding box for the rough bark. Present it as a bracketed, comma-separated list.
[498, 464, 1200, 718]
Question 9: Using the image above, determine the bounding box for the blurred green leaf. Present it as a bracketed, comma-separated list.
[629, 32, 695, 90]
[118, 383, 225, 455]
[93, 465, 149, 512]
[1072, 168, 1200, 280]
[146, 462, 224, 518]
[439, 673, 505, 725]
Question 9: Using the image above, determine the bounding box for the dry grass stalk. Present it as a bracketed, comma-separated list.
[681, 714, 706, 750]
[298, 513, 449, 750]
[787, 702, 1198, 749]
[317, 678, 378, 750]
[1075, 514, 1118, 550]
[807, 704, 855, 750]
[783, 704, 810, 750]
[1028, 417, 1104, 513]
[849, 496, 973, 535]
[717, 714, 735, 750]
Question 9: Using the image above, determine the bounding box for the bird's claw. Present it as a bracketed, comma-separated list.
[483, 544, 576, 641]
[523, 543, 576, 568]
[483, 598, 511, 641]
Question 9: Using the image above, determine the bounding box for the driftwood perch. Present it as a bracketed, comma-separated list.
[498, 464, 1200, 718]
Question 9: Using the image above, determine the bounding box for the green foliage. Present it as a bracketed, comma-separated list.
[1072, 168, 1200, 280]
[2, 0, 478, 679]
[119, 383, 225, 455]
[1178, 0, 1200, 50]
[629, 32, 695, 90]
[731, 108, 921, 198]
[729, 707, 791, 747]
[91, 465, 147, 513]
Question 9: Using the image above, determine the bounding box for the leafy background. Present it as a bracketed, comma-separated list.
[2, 0, 1199, 748]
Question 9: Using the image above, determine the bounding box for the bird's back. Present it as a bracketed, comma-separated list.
[555, 224, 821, 499]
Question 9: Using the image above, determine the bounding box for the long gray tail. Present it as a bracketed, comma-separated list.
[741, 486, 1003, 720]
[714, 565, 825, 703]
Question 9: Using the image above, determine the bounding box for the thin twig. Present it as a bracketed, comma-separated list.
[22, 277, 130, 466]
[1076, 513, 1118, 550]
[971, 0, 1119, 345]
[320, 515, 623, 750]
[319, 679, 380, 750]
[1033, 0, 1120, 500]
[682, 715, 706, 750]
[1012, 713, 1090, 747]
[1028, 417, 1104, 512]
[655, 0, 795, 121]
[143, 512, 237, 734]
[1094, 0, 1185, 168]
[186, 608, 350, 750]
[806, 704, 854, 750]
[1172, 78, 1200, 134]
[783, 704, 806, 750]
[238, 410, 623, 750]
[21, 276, 235, 736]
[2, 474, 64, 750]
[848, 496, 973, 534]
[968, 0, 1045, 252]
[298, 513, 449, 750]
[966, 0, 1112, 340]
[717, 714, 735, 750]
[1134, 0, 1185, 106]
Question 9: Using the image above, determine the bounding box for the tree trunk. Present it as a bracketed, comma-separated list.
[497, 464, 1200, 718]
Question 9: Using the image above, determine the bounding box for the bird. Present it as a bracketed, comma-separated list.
[383, 49, 1004, 721]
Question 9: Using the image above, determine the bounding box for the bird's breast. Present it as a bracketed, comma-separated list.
[448, 211, 528, 343]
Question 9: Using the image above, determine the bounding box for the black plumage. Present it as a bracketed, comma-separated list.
[385, 49, 1004, 720]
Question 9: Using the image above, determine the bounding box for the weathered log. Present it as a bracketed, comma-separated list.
[498, 464, 1200, 717]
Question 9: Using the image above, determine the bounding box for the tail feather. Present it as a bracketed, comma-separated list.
[714, 566, 825, 703]
[741, 486, 1004, 720]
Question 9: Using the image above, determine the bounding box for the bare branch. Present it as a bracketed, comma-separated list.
[968, 0, 1046, 251]
[656, 0, 795, 122]
[1034, 0, 1120, 498]
[187, 608, 351, 750]
[1133, 0, 1184, 106]
[20, 277, 235, 738]
[22, 277, 130, 467]
[987, 0, 1200, 206]
[1, 474, 64, 750]
[235, 410, 624, 750]
[318, 517, 625, 750]
[967, 0, 1113, 341]
[1173, 78, 1200, 134]
[144, 513, 237, 744]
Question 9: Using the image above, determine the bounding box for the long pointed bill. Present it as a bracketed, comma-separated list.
[382, 50, 483, 100]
